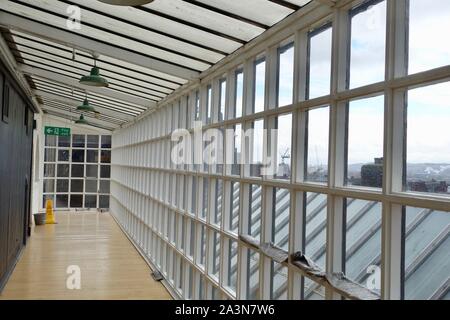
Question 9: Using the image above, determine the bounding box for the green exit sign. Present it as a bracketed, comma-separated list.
[44, 126, 71, 137]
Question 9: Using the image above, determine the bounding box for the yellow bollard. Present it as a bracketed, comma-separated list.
[45, 199, 57, 224]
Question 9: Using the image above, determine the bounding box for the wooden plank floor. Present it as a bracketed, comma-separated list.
[0, 211, 171, 300]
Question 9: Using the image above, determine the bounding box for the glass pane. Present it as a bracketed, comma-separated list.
[271, 262, 287, 300]
[101, 150, 111, 163]
[306, 107, 329, 183]
[84, 195, 97, 208]
[345, 198, 382, 294]
[86, 150, 99, 163]
[70, 179, 83, 193]
[250, 119, 264, 177]
[248, 184, 262, 241]
[194, 90, 200, 121]
[198, 224, 206, 268]
[100, 165, 111, 178]
[72, 134, 85, 148]
[43, 179, 55, 193]
[230, 124, 241, 176]
[408, 0, 450, 74]
[225, 239, 238, 295]
[245, 249, 260, 299]
[206, 85, 212, 124]
[201, 178, 209, 220]
[58, 149, 70, 162]
[275, 114, 292, 180]
[86, 165, 98, 178]
[55, 194, 68, 208]
[273, 188, 290, 251]
[304, 279, 326, 300]
[305, 192, 327, 269]
[308, 26, 332, 99]
[57, 164, 69, 177]
[72, 150, 85, 163]
[101, 135, 112, 148]
[349, 0, 387, 88]
[99, 180, 110, 194]
[56, 179, 69, 193]
[404, 207, 450, 300]
[278, 43, 294, 107]
[87, 135, 99, 148]
[219, 79, 226, 122]
[99, 195, 110, 208]
[58, 136, 70, 148]
[235, 69, 243, 118]
[190, 177, 197, 214]
[44, 149, 56, 162]
[70, 195, 83, 208]
[254, 58, 266, 113]
[45, 135, 57, 147]
[228, 181, 240, 234]
[347, 95, 384, 188]
[210, 231, 221, 280]
[44, 164, 55, 177]
[213, 180, 223, 226]
[406, 82, 450, 196]
[85, 179, 98, 193]
[71, 164, 84, 178]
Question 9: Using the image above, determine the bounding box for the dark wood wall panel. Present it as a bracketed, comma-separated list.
[0, 60, 34, 290]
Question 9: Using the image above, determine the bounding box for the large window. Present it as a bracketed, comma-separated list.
[43, 133, 111, 209]
[110, 1, 450, 301]
[349, 0, 387, 89]
[406, 82, 450, 196]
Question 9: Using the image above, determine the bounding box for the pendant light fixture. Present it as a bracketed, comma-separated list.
[75, 114, 89, 125]
[77, 93, 96, 112]
[80, 56, 109, 87]
[97, 0, 154, 5]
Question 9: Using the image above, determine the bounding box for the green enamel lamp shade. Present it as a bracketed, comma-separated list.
[77, 98, 96, 112]
[75, 114, 89, 125]
[79, 66, 109, 87]
[98, 0, 154, 5]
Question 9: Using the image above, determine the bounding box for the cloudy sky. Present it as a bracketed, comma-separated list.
[240, 0, 450, 172]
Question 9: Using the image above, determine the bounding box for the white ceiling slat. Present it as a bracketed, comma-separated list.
[0, 11, 199, 80]
[195, 0, 293, 26]
[34, 90, 135, 121]
[18, 64, 153, 108]
[67, 0, 242, 54]
[0, 2, 211, 71]
[32, 82, 143, 115]
[10, 30, 187, 85]
[30, 76, 146, 111]
[142, 0, 264, 41]
[41, 104, 118, 130]
[12, 39, 180, 90]
[18, 51, 169, 99]
[16, 0, 225, 64]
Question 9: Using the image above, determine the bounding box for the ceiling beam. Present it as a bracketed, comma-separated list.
[0, 11, 199, 80]
[33, 89, 134, 122]
[40, 104, 117, 130]
[18, 63, 153, 108]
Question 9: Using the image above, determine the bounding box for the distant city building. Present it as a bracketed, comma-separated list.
[361, 158, 383, 188]
[408, 180, 448, 193]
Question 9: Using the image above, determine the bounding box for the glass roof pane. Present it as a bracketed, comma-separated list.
[68, 0, 242, 54]
[11, 30, 187, 84]
[1, 1, 211, 71]
[141, 0, 264, 41]
[18, 51, 169, 97]
[15, 0, 225, 63]
[11, 36, 181, 89]
[194, 0, 294, 26]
